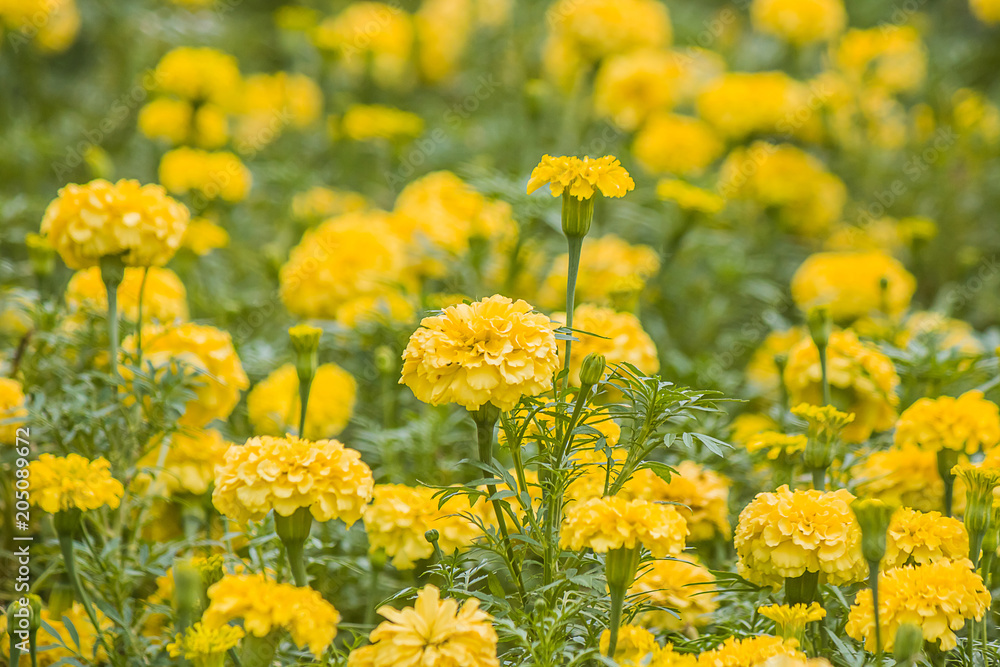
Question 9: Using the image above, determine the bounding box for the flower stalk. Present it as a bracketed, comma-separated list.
[289, 324, 322, 439]
[604, 546, 641, 659]
[100, 254, 126, 380]
[274, 506, 314, 588]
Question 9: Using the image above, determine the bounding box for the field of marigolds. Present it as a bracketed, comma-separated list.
[4, 0, 1000, 665]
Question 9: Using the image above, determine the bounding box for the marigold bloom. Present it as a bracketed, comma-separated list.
[237, 71, 322, 146]
[0, 603, 110, 666]
[313, 2, 414, 89]
[746, 432, 807, 462]
[399, 295, 558, 411]
[834, 26, 926, 94]
[633, 113, 723, 176]
[729, 413, 780, 446]
[247, 362, 357, 439]
[971, 0, 1000, 23]
[203, 574, 340, 658]
[627, 461, 730, 541]
[656, 179, 725, 214]
[846, 558, 989, 651]
[697, 72, 821, 141]
[758, 603, 826, 635]
[852, 446, 944, 511]
[630, 556, 717, 632]
[29, 453, 124, 513]
[123, 323, 249, 427]
[883, 507, 968, 569]
[539, 235, 660, 309]
[40, 179, 189, 270]
[341, 104, 424, 142]
[552, 304, 658, 387]
[894, 390, 1000, 455]
[592, 49, 692, 131]
[167, 622, 244, 663]
[153, 46, 243, 106]
[791, 251, 916, 323]
[65, 266, 188, 324]
[735, 485, 865, 588]
[600, 624, 658, 666]
[745, 327, 807, 399]
[159, 148, 253, 203]
[347, 584, 498, 667]
[527, 155, 635, 200]
[138, 98, 196, 145]
[897, 311, 982, 356]
[181, 218, 230, 256]
[783, 330, 899, 443]
[561, 496, 688, 557]
[697, 635, 804, 667]
[0, 0, 81, 53]
[291, 187, 368, 220]
[751, 0, 845, 45]
[213, 435, 374, 525]
[138, 429, 231, 497]
[0, 378, 28, 445]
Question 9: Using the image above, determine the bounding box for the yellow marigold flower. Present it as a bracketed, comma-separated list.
[656, 179, 725, 214]
[341, 104, 424, 142]
[592, 49, 691, 131]
[783, 330, 899, 443]
[543, 0, 671, 64]
[138, 429, 231, 497]
[236, 72, 322, 147]
[760, 657, 833, 667]
[652, 644, 700, 667]
[735, 485, 865, 589]
[153, 46, 243, 107]
[971, 0, 1000, 23]
[883, 507, 968, 569]
[203, 573, 340, 658]
[279, 210, 416, 323]
[29, 453, 124, 513]
[600, 624, 658, 667]
[0, 377, 28, 445]
[729, 413, 780, 446]
[247, 362, 357, 439]
[65, 266, 188, 324]
[213, 435, 374, 524]
[791, 404, 855, 440]
[138, 97, 194, 145]
[347, 584, 498, 667]
[527, 155, 634, 200]
[791, 251, 916, 323]
[123, 323, 249, 427]
[697, 635, 804, 667]
[0, 603, 110, 666]
[168, 621, 244, 663]
[758, 603, 826, 636]
[824, 216, 938, 254]
[552, 304, 659, 387]
[560, 496, 688, 557]
[834, 26, 926, 94]
[894, 391, 1000, 455]
[0, 0, 81, 53]
[181, 217, 229, 256]
[746, 432, 808, 461]
[538, 234, 660, 309]
[634, 113, 723, 176]
[751, 0, 845, 45]
[717, 143, 845, 236]
[846, 558, 989, 652]
[746, 327, 807, 399]
[627, 460, 730, 541]
[336, 290, 419, 329]
[697, 72, 821, 141]
[630, 556, 717, 632]
[414, 0, 474, 84]
[159, 148, 253, 203]
[399, 295, 559, 411]
[292, 186, 368, 220]
[312, 2, 414, 89]
[853, 446, 943, 512]
[40, 178, 189, 270]
[364, 484, 482, 569]
[897, 311, 982, 356]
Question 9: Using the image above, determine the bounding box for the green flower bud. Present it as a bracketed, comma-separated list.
[579, 353, 607, 387]
[893, 623, 924, 663]
[806, 306, 831, 349]
[424, 529, 440, 545]
[953, 464, 1000, 539]
[561, 194, 595, 239]
[374, 345, 396, 375]
[99, 253, 127, 289]
[288, 323, 322, 385]
[851, 498, 894, 564]
[604, 546, 641, 590]
[173, 558, 204, 629]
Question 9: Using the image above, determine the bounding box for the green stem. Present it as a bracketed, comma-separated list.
[811, 468, 826, 492]
[607, 583, 626, 660]
[135, 267, 148, 365]
[562, 235, 583, 393]
[57, 531, 111, 660]
[818, 345, 830, 407]
[298, 376, 311, 439]
[284, 539, 307, 588]
[106, 278, 119, 379]
[274, 507, 313, 588]
[869, 559, 883, 660]
[937, 450, 959, 517]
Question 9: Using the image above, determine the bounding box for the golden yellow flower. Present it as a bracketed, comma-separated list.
[203, 573, 340, 658]
[123, 323, 249, 427]
[652, 644, 700, 667]
[894, 390, 1000, 455]
[29, 453, 124, 513]
[236, 71, 322, 147]
[291, 187, 368, 220]
[758, 603, 826, 635]
[897, 311, 982, 356]
[824, 216, 938, 254]
[159, 148, 253, 203]
[65, 266, 188, 324]
[213, 434, 373, 524]
[247, 362, 357, 439]
[341, 104, 424, 142]
[729, 413, 780, 446]
[538, 235, 660, 309]
[560, 496, 688, 557]
[971, 0, 1000, 23]
[746, 432, 808, 461]
[633, 112, 723, 176]
[883, 507, 968, 569]
[783, 330, 899, 443]
[153, 46, 243, 107]
[40, 179, 189, 270]
[600, 624, 658, 667]
[746, 327, 807, 399]
[592, 49, 695, 131]
[852, 446, 943, 512]
[834, 26, 926, 94]
[0, 0, 81, 53]
[697, 72, 821, 142]
[414, 0, 476, 84]
[336, 290, 419, 329]
[312, 2, 414, 89]
[717, 143, 845, 236]
[138, 428, 231, 497]
[138, 97, 196, 145]
[279, 211, 416, 323]
[167, 622, 244, 663]
[735, 485, 865, 588]
[0, 603, 110, 667]
[846, 558, 989, 652]
[181, 217, 230, 256]
[399, 295, 558, 411]
[630, 556, 717, 632]
[552, 304, 659, 387]
[347, 584, 498, 667]
[543, 0, 671, 63]
[0, 377, 28, 445]
[626, 460, 730, 541]
[697, 635, 804, 667]
[363, 484, 482, 569]
[751, 0, 845, 45]
[791, 251, 916, 323]
[656, 179, 725, 214]
[527, 155, 635, 200]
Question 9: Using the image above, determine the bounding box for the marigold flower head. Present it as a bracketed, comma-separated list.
[0, 0, 81, 53]
[543, 0, 671, 70]
[834, 26, 926, 94]
[0, 603, 110, 666]
[751, 0, 845, 45]
[527, 155, 634, 201]
[399, 295, 558, 411]
[0, 378, 28, 445]
[883, 507, 968, 569]
[560, 496, 688, 557]
[247, 362, 357, 439]
[40, 179, 189, 270]
[213, 435, 374, 525]
[341, 104, 424, 142]
[138, 428, 231, 497]
[236, 71, 322, 146]
[167, 621, 244, 663]
[203, 573, 340, 657]
[29, 453, 124, 513]
[971, 0, 1000, 24]
[729, 413, 780, 446]
[313, 2, 414, 89]
[123, 323, 249, 427]
[852, 446, 944, 511]
[897, 311, 982, 356]
[745, 328, 806, 398]
[347, 584, 498, 667]
[894, 391, 1000, 455]
[539, 235, 660, 310]
[746, 432, 808, 461]
[758, 603, 826, 638]
[159, 148, 253, 203]
[697, 73, 821, 141]
[291, 186, 368, 220]
[138, 97, 198, 145]
[634, 113, 723, 176]
[846, 558, 989, 651]
[626, 461, 730, 541]
[600, 624, 658, 666]
[791, 251, 916, 323]
[181, 217, 229, 256]
[65, 266, 188, 324]
[153, 46, 243, 107]
[783, 330, 899, 443]
[791, 404, 855, 440]
[630, 556, 717, 632]
[656, 179, 725, 214]
[735, 485, 865, 588]
[697, 635, 804, 667]
[552, 304, 658, 387]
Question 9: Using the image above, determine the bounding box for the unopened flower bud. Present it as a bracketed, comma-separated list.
[424, 529, 440, 545]
[604, 546, 641, 590]
[561, 195, 595, 239]
[579, 353, 606, 386]
[374, 345, 395, 375]
[806, 306, 831, 349]
[288, 323, 322, 385]
[893, 623, 924, 663]
[173, 558, 204, 630]
[851, 498, 894, 564]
